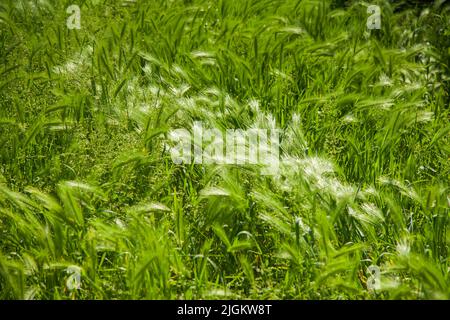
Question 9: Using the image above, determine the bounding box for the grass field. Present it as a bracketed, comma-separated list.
[0, 0, 449, 299]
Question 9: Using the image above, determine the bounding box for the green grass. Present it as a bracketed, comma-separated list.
[0, 0, 449, 299]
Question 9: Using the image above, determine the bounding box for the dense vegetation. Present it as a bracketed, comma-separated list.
[0, 0, 449, 299]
